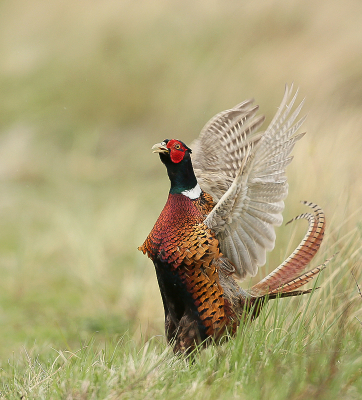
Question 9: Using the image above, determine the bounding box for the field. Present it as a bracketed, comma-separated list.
[1, 0, 362, 398]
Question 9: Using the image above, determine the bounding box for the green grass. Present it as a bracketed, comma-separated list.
[1, 0, 362, 398]
[2, 272, 362, 399]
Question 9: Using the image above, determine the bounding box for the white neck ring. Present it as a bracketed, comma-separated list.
[181, 183, 202, 199]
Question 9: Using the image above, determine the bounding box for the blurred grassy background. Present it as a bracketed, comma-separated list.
[0, 0, 362, 360]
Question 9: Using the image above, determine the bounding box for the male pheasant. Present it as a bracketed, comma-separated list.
[139, 85, 326, 354]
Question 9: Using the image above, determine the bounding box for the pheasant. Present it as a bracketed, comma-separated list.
[139, 85, 326, 354]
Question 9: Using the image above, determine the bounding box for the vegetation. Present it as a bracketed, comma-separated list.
[0, 0, 362, 398]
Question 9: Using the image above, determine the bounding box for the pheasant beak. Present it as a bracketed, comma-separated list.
[152, 142, 169, 154]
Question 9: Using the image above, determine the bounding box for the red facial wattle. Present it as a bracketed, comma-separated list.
[167, 139, 187, 163]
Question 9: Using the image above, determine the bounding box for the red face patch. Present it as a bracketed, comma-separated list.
[166, 139, 188, 163]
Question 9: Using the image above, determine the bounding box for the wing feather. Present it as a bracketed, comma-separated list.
[193, 84, 305, 279]
[241, 212, 276, 247]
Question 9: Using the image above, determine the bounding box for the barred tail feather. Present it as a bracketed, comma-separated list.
[266, 288, 315, 299]
[269, 265, 325, 294]
[250, 201, 325, 296]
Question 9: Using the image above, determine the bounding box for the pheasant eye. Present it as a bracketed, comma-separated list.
[174, 144, 181, 149]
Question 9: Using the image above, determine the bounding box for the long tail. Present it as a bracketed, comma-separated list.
[249, 201, 326, 297]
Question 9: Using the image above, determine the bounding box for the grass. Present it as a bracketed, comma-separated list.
[1, 0, 362, 398]
[2, 270, 362, 399]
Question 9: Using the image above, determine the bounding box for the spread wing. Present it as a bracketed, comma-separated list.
[191, 84, 306, 280]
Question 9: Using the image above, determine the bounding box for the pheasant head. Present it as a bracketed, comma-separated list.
[152, 139, 200, 197]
